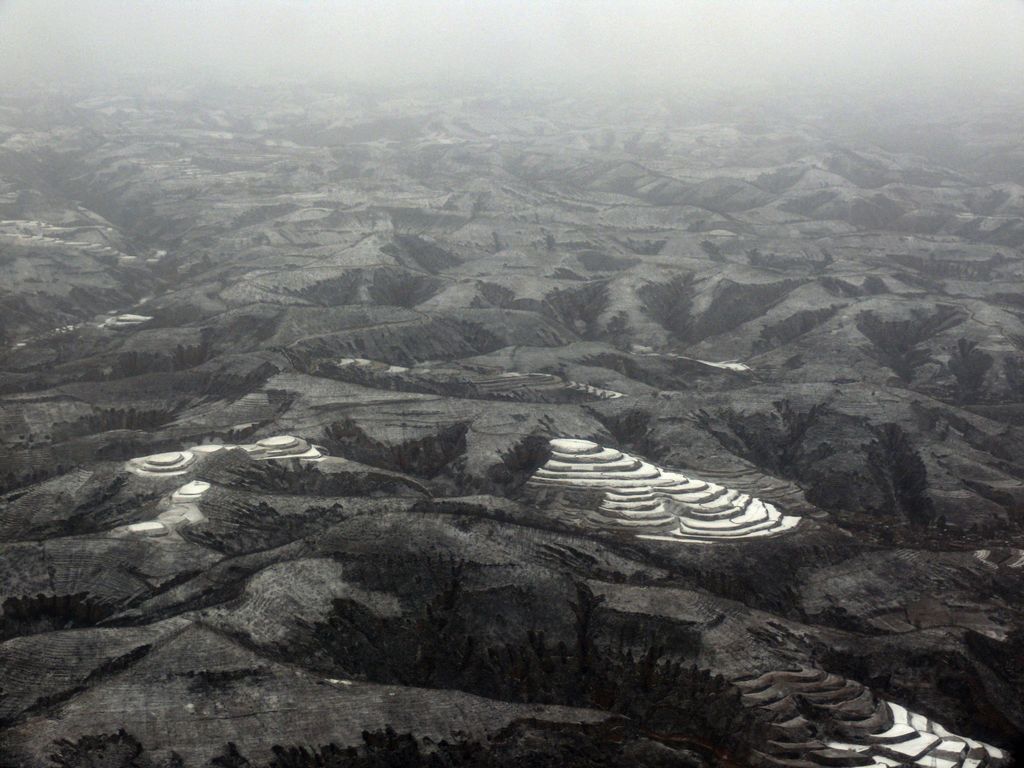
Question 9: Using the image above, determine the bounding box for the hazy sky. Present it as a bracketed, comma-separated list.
[1, 0, 1022, 97]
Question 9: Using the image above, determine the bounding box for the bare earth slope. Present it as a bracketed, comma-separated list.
[1, 85, 1023, 768]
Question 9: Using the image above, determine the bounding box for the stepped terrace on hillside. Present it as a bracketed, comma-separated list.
[100, 313, 153, 329]
[735, 667, 1007, 768]
[126, 435, 325, 477]
[528, 438, 800, 542]
[326, 358, 626, 402]
[469, 371, 625, 401]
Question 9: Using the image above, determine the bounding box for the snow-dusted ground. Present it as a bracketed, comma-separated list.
[634, 348, 752, 373]
[119, 437, 327, 537]
[336, 359, 626, 399]
[100, 313, 153, 329]
[126, 435, 326, 477]
[529, 438, 799, 543]
[826, 700, 1006, 768]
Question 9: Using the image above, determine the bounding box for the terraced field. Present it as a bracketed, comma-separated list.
[736, 668, 1007, 768]
[528, 438, 800, 540]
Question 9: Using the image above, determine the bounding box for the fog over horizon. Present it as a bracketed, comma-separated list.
[1, 0, 1023, 102]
